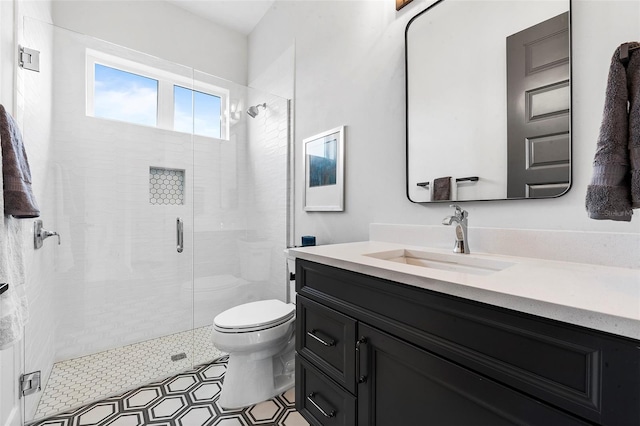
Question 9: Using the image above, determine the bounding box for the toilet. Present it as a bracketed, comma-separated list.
[211, 249, 297, 409]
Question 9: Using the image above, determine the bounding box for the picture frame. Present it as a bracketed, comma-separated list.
[396, 0, 414, 11]
[303, 126, 345, 211]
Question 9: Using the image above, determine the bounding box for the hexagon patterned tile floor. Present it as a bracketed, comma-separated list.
[30, 356, 309, 426]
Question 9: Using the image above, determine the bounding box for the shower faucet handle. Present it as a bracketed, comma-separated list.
[42, 230, 61, 245]
[34, 220, 61, 249]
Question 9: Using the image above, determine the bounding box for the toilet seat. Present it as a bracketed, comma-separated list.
[214, 299, 295, 333]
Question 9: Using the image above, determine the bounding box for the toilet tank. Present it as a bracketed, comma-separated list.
[238, 239, 272, 281]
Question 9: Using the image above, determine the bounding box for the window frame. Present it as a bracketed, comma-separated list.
[86, 49, 230, 140]
[173, 84, 224, 140]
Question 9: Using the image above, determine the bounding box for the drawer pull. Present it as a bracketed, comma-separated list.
[307, 329, 336, 347]
[307, 392, 336, 418]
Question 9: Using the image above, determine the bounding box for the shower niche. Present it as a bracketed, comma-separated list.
[149, 167, 185, 205]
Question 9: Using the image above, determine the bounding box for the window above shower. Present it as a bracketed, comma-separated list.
[86, 49, 228, 140]
[92, 64, 159, 127]
[174, 86, 222, 139]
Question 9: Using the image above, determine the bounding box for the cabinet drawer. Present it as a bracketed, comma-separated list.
[296, 355, 356, 426]
[296, 295, 357, 393]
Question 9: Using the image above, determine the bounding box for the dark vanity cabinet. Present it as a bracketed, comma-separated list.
[294, 259, 640, 426]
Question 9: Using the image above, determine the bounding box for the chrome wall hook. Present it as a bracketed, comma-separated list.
[34, 220, 60, 249]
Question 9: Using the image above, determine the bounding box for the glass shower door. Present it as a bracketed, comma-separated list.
[190, 70, 291, 366]
[21, 19, 196, 423]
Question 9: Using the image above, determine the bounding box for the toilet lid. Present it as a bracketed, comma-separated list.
[214, 299, 295, 331]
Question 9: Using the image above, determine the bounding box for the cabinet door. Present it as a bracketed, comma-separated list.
[356, 323, 589, 426]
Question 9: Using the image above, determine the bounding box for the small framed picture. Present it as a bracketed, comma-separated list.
[303, 126, 345, 211]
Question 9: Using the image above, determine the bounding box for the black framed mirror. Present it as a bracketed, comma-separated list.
[406, 0, 571, 203]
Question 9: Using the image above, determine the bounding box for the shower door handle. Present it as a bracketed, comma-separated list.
[176, 217, 184, 253]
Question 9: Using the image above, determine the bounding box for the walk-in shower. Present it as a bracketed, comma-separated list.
[20, 17, 289, 423]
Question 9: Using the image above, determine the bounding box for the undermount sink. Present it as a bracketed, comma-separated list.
[364, 249, 515, 276]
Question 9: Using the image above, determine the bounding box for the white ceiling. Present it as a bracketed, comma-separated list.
[166, 0, 276, 35]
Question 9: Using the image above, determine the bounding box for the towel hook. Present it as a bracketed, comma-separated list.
[620, 42, 640, 64]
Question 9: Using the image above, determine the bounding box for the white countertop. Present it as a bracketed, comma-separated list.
[289, 241, 640, 340]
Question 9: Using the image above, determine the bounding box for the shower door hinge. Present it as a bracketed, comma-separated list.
[19, 46, 40, 72]
[19, 370, 41, 398]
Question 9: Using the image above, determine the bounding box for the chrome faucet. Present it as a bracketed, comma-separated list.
[442, 204, 470, 254]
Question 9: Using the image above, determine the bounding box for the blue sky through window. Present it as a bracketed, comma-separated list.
[174, 86, 222, 139]
[94, 64, 158, 126]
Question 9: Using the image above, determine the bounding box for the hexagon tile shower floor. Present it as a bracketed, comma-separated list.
[30, 356, 309, 426]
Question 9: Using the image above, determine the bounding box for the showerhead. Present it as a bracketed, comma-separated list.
[247, 106, 259, 118]
[247, 103, 267, 118]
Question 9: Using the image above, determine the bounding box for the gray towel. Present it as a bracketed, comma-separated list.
[433, 176, 451, 201]
[0, 105, 40, 218]
[630, 46, 640, 208]
[585, 43, 640, 221]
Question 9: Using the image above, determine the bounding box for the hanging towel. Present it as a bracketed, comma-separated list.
[0, 104, 40, 218]
[0, 217, 29, 350]
[433, 176, 452, 201]
[629, 46, 640, 208]
[586, 42, 640, 221]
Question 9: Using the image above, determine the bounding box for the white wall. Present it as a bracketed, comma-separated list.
[249, 0, 640, 247]
[52, 0, 248, 84]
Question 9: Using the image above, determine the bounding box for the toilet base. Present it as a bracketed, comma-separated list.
[218, 337, 295, 409]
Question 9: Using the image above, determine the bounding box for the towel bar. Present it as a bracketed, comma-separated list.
[456, 176, 479, 183]
[619, 42, 640, 64]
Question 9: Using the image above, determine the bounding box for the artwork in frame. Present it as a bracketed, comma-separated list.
[303, 126, 345, 211]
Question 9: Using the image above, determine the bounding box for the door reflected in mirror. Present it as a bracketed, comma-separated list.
[406, 0, 571, 203]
